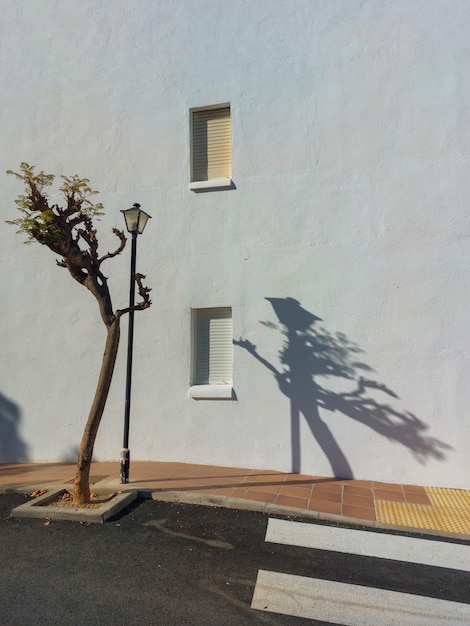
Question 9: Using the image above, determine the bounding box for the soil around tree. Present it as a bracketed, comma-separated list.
[42, 489, 120, 509]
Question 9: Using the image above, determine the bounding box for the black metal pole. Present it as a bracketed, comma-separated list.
[120, 230, 138, 483]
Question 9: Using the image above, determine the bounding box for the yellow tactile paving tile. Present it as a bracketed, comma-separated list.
[425, 487, 470, 509]
[375, 488, 470, 535]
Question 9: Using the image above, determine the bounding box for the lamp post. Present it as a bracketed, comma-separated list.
[120, 203, 151, 484]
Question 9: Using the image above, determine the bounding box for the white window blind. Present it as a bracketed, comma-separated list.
[193, 308, 233, 385]
[191, 106, 231, 182]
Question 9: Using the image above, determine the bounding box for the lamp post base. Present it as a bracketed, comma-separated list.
[120, 448, 130, 483]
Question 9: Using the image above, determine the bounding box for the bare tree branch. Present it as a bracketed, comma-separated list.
[98, 228, 127, 266]
[116, 273, 152, 318]
[135, 272, 152, 304]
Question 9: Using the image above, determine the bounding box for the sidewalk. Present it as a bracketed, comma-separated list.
[1, 461, 469, 539]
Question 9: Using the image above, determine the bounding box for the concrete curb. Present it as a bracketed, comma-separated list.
[9, 486, 138, 524]
[3, 483, 469, 540]
[145, 489, 470, 542]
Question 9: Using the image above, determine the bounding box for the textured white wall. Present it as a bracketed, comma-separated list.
[1, 0, 469, 488]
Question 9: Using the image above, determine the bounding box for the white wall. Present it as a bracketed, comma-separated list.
[1, 0, 469, 489]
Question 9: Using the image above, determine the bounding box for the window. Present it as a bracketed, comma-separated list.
[192, 307, 232, 384]
[190, 105, 232, 190]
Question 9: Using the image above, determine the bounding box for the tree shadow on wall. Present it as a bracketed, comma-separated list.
[0, 391, 28, 463]
[234, 297, 451, 477]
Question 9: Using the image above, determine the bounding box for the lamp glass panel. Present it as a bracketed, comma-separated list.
[136, 211, 150, 234]
[122, 208, 141, 233]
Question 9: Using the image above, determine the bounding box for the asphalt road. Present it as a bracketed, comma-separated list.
[1, 494, 469, 625]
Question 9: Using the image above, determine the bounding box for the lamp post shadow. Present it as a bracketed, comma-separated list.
[234, 297, 451, 477]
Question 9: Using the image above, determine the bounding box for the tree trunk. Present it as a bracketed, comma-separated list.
[73, 318, 121, 505]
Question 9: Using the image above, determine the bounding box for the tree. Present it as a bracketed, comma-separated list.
[6, 163, 151, 505]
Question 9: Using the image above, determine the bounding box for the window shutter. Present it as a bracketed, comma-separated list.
[195, 308, 233, 384]
[192, 107, 231, 182]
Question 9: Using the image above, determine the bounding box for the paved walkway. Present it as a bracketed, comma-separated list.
[1, 461, 469, 538]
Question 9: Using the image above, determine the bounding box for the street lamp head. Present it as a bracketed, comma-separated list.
[121, 203, 152, 235]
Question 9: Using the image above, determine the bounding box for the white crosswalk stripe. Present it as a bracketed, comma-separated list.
[251, 519, 470, 624]
[265, 518, 470, 571]
[252, 570, 470, 625]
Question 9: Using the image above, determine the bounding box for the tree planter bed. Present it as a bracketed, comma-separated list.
[10, 487, 138, 523]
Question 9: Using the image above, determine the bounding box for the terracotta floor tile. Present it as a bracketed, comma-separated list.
[171, 465, 200, 475]
[152, 481, 181, 490]
[275, 495, 309, 509]
[308, 499, 342, 515]
[345, 479, 373, 488]
[243, 490, 277, 504]
[343, 484, 373, 497]
[373, 482, 404, 492]
[402, 484, 427, 494]
[177, 481, 216, 490]
[279, 485, 314, 498]
[252, 475, 285, 484]
[208, 480, 225, 489]
[184, 464, 214, 472]
[313, 481, 343, 494]
[310, 490, 342, 504]
[212, 468, 252, 476]
[284, 473, 318, 482]
[343, 493, 375, 508]
[241, 475, 262, 484]
[249, 483, 281, 494]
[195, 477, 224, 486]
[90, 475, 111, 484]
[234, 475, 256, 484]
[231, 488, 248, 499]
[221, 478, 250, 489]
[342, 504, 376, 521]
[404, 492, 432, 505]
[238, 482, 261, 492]
[374, 489, 406, 502]
[212, 487, 237, 496]
[287, 483, 317, 493]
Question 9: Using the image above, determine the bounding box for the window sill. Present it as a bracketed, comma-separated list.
[189, 178, 233, 191]
[189, 385, 235, 400]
